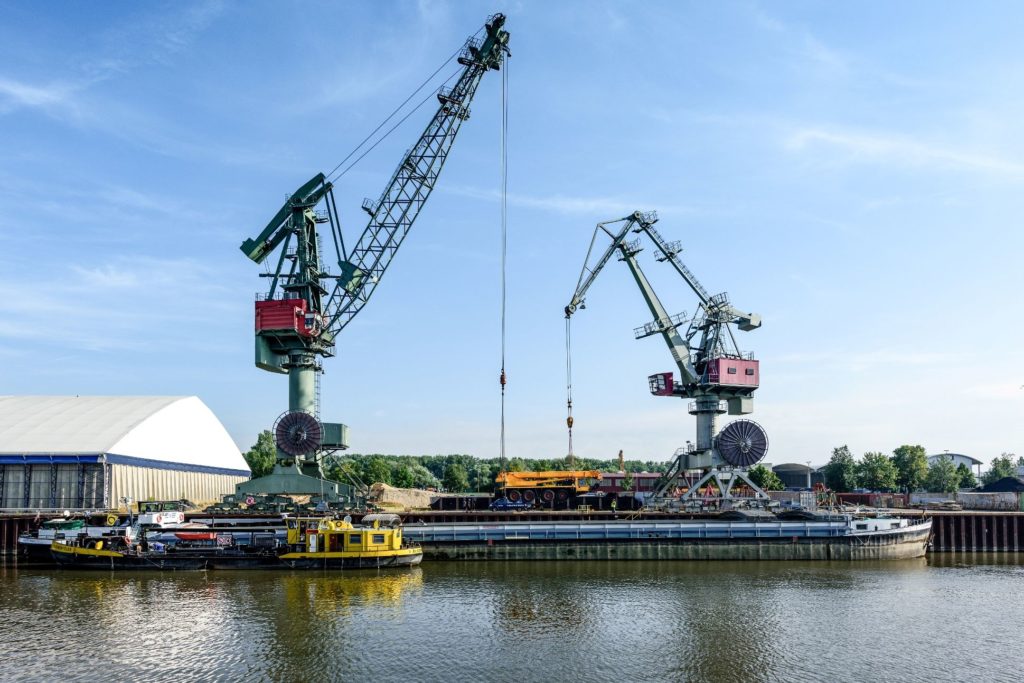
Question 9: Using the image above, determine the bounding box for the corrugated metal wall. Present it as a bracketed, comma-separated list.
[108, 463, 247, 509]
[1, 462, 245, 510]
[0, 463, 106, 510]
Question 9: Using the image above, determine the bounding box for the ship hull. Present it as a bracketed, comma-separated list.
[50, 543, 423, 571]
[411, 519, 932, 561]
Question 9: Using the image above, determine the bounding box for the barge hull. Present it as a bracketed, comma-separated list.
[417, 522, 931, 561]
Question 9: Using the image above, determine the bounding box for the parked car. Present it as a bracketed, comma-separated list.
[489, 497, 533, 511]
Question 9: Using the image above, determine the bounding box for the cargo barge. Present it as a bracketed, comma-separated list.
[402, 515, 932, 561]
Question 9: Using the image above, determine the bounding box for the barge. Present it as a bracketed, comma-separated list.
[402, 515, 932, 561]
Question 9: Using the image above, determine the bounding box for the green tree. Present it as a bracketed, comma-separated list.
[409, 464, 439, 489]
[747, 464, 784, 491]
[443, 463, 469, 492]
[982, 453, 1018, 485]
[243, 430, 276, 478]
[925, 457, 962, 493]
[955, 463, 977, 489]
[891, 444, 929, 492]
[823, 445, 858, 492]
[364, 456, 393, 485]
[393, 465, 415, 489]
[621, 471, 635, 491]
[857, 452, 898, 492]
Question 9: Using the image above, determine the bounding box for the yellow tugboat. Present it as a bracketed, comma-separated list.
[279, 513, 423, 569]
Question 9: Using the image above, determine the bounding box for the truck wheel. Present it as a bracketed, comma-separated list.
[523, 490, 536, 502]
[541, 490, 555, 503]
[507, 490, 521, 502]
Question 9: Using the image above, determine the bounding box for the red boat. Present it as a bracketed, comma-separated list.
[174, 531, 218, 542]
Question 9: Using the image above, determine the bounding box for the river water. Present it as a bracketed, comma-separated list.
[2, 556, 1022, 682]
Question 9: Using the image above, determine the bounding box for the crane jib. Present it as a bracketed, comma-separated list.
[242, 14, 509, 370]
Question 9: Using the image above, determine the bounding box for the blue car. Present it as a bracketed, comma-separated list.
[489, 497, 533, 511]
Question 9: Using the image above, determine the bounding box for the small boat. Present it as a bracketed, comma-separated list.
[173, 531, 218, 542]
[50, 513, 422, 570]
[278, 514, 424, 569]
[17, 516, 130, 564]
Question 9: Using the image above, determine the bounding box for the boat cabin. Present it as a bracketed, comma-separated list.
[285, 514, 406, 554]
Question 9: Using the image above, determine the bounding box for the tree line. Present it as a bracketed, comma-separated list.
[242, 431, 1020, 495]
[242, 430, 670, 493]
[822, 445, 1020, 493]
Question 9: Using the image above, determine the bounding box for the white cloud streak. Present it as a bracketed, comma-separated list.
[785, 127, 1024, 179]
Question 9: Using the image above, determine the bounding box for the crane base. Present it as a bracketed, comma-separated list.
[235, 466, 345, 501]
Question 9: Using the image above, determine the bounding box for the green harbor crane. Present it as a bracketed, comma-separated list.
[236, 14, 510, 501]
[565, 211, 769, 505]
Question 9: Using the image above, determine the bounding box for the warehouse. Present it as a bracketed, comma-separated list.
[0, 396, 249, 511]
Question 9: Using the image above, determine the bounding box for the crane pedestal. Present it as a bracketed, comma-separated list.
[234, 464, 349, 502]
[679, 467, 769, 503]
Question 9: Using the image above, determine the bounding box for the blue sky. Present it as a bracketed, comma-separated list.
[1, 1, 1021, 469]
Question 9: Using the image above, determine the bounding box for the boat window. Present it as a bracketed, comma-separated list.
[349, 534, 361, 546]
[372, 534, 385, 544]
[745, 368, 755, 375]
[727, 367, 737, 374]
[856, 523, 867, 530]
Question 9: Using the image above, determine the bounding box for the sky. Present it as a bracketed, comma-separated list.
[1, 0, 1021, 469]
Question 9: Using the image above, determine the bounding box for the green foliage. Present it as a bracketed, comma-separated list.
[891, 444, 929, 492]
[982, 453, 1018, 485]
[955, 463, 977, 489]
[393, 465, 415, 489]
[823, 445, 858, 492]
[747, 464, 784, 491]
[243, 430, 276, 478]
[443, 463, 469, 492]
[621, 471, 634, 491]
[364, 456, 393, 486]
[857, 452, 898, 492]
[925, 457, 961, 493]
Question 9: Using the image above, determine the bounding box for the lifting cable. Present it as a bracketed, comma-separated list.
[328, 66, 463, 183]
[498, 52, 509, 473]
[324, 26, 485, 185]
[565, 316, 575, 469]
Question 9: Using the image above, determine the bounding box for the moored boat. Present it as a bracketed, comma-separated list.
[402, 513, 933, 561]
[50, 512, 422, 570]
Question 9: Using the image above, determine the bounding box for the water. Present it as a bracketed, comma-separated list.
[2, 556, 1023, 682]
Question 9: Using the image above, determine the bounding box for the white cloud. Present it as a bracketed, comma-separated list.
[442, 184, 696, 216]
[0, 78, 79, 113]
[785, 127, 1024, 179]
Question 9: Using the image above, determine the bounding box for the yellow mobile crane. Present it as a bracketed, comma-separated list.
[495, 470, 602, 507]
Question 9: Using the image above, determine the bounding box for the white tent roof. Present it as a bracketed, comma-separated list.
[0, 396, 249, 473]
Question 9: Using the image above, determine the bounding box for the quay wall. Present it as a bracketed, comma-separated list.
[928, 511, 1024, 552]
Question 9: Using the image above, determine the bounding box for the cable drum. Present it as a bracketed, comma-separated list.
[274, 411, 323, 456]
[716, 419, 769, 467]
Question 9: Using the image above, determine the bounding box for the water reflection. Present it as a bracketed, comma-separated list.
[1, 558, 1021, 682]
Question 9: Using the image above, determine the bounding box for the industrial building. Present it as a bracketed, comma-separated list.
[771, 463, 825, 490]
[927, 452, 983, 477]
[0, 396, 249, 511]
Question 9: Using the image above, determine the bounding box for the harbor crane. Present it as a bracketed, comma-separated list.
[236, 15, 510, 500]
[565, 211, 769, 504]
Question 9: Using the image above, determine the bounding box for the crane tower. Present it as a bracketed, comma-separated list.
[235, 15, 510, 500]
[565, 211, 768, 503]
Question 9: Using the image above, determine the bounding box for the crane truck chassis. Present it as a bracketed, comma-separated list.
[495, 470, 602, 509]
